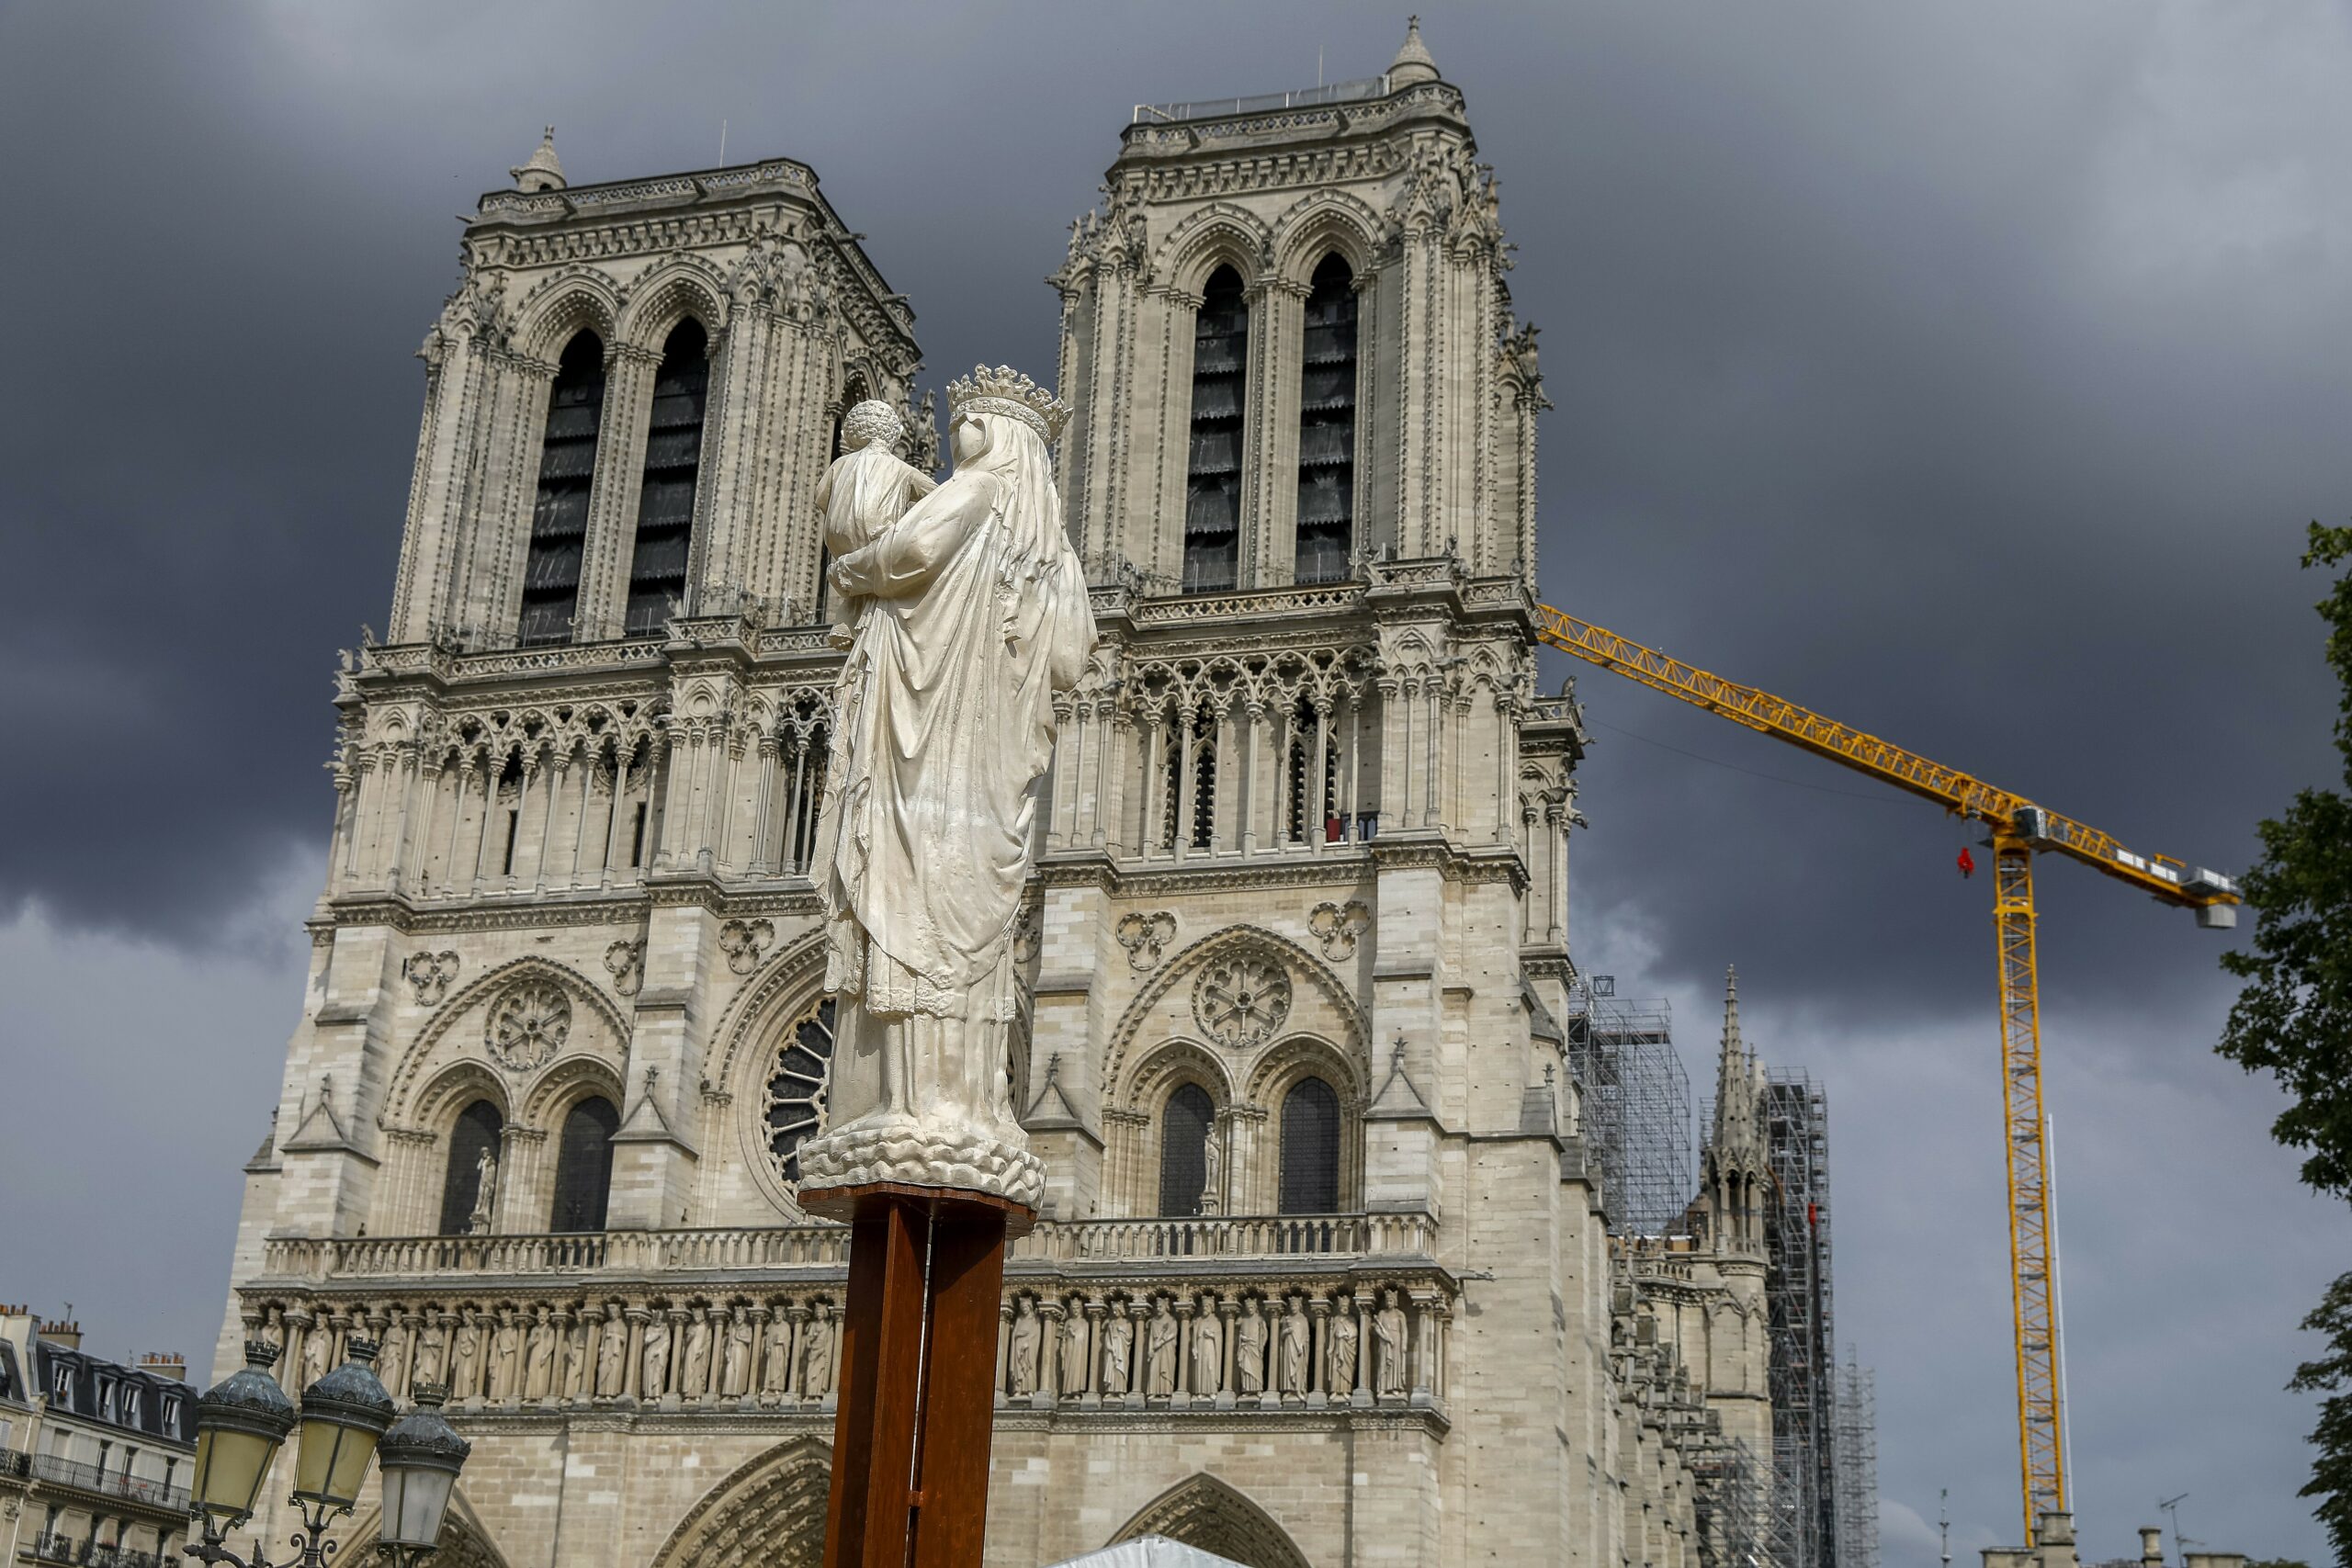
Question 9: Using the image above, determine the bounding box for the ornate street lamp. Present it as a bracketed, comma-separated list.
[185, 1338, 462, 1568]
[373, 1386, 471, 1568]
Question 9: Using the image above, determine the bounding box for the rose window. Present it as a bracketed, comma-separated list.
[486, 981, 571, 1071]
[1192, 953, 1293, 1049]
[765, 998, 837, 1186]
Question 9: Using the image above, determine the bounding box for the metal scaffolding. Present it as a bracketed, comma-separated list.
[1566, 978, 1693, 1235]
[1693, 1438, 1774, 1568]
[1764, 1072, 1837, 1568]
[1833, 1354, 1881, 1568]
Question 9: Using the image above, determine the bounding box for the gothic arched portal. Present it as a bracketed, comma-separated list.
[1110, 1472, 1312, 1568]
[647, 1438, 832, 1568]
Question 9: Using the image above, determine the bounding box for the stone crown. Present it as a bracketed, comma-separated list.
[947, 365, 1071, 445]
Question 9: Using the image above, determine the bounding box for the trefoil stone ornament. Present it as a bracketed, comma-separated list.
[1114, 911, 1178, 971]
[718, 919, 774, 976]
[604, 939, 645, 998]
[1193, 952, 1292, 1049]
[486, 981, 571, 1073]
[793, 364, 1094, 1215]
[1308, 900, 1369, 960]
[402, 950, 460, 1006]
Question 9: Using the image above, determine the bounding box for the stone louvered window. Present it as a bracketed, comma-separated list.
[1189, 711, 1217, 850]
[1278, 1077, 1341, 1213]
[1283, 695, 1339, 844]
[437, 1100, 505, 1235]
[765, 998, 837, 1186]
[1158, 1082, 1215, 1216]
[1183, 266, 1249, 593]
[624, 319, 710, 637]
[548, 1096, 618, 1233]
[519, 333, 606, 648]
[781, 724, 830, 875]
[1294, 254, 1357, 585]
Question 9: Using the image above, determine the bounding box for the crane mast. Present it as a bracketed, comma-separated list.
[1530, 603, 2239, 1541]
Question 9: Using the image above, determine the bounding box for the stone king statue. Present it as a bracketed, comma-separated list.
[796, 367, 1094, 1214]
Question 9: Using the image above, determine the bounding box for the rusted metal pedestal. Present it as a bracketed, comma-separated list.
[809, 1181, 1032, 1568]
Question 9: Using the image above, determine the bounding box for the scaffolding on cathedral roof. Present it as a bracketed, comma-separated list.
[1566, 979, 1693, 1235]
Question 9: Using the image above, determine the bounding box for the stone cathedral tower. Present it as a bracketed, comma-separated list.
[218, 26, 1757, 1568]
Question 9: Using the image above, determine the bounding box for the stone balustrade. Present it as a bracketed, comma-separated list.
[241, 1213, 1453, 1420]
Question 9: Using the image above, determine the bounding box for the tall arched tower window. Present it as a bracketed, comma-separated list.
[1295, 254, 1358, 585]
[520, 333, 606, 647]
[437, 1100, 505, 1235]
[624, 319, 710, 637]
[1158, 1082, 1216, 1216]
[1278, 1077, 1341, 1213]
[548, 1095, 619, 1233]
[1183, 266, 1249, 593]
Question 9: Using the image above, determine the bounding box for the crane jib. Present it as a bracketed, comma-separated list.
[1529, 598, 2242, 1541]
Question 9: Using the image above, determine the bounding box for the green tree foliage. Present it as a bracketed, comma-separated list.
[2219, 523, 2352, 1563]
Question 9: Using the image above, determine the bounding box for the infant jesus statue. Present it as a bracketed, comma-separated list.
[815, 400, 937, 647]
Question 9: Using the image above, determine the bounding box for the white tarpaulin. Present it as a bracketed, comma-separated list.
[1045, 1536, 1249, 1568]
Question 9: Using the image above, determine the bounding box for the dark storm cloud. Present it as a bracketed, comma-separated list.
[3, 2, 2346, 1555]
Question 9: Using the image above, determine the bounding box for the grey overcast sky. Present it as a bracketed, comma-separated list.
[2, 2, 2346, 1557]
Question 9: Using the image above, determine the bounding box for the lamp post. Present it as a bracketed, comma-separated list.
[185, 1339, 469, 1568]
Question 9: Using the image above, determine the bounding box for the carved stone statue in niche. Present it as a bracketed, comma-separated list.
[1057, 1302, 1090, 1396]
[1006, 1298, 1041, 1398]
[1233, 1297, 1267, 1397]
[640, 1314, 672, 1400]
[800, 1303, 833, 1397]
[1374, 1289, 1409, 1397]
[467, 1146, 499, 1235]
[1101, 1306, 1133, 1397]
[376, 1323, 409, 1400]
[681, 1308, 712, 1398]
[450, 1312, 481, 1399]
[1188, 1299, 1222, 1397]
[1145, 1300, 1178, 1396]
[1277, 1297, 1309, 1398]
[300, 1323, 331, 1389]
[524, 1308, 556, 1400]
[594, 1304, 626, 1397]
[722, 1309, 753, 1397]
[1327, 1300, 1360, 1398]
[491, 1312, 521, 1400]
[415, 1320, 447, 1389]
[562, 1313, 591, 1398]
[797, 368, 1093, 1214]
[762, 1315, 795, 1396]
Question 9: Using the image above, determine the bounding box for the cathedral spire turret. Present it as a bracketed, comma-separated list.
[510, 126, 566, 193]
[1387, 16, 1441, 87]
[1712, 965, 1760, 1158]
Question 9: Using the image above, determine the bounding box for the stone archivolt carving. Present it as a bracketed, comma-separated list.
[1193, 951, 1292, 1049]
[1307, 901, 1369, 960]
[486, 981, 571, 1072]
[1114, 911, 1178, 971]
[718, 919, 775, 976]
[403, 951, 460, 1006]
[604, 940, 644, 998]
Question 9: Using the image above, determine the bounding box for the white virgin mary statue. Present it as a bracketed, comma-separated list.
[795, 367, 1094, 1213]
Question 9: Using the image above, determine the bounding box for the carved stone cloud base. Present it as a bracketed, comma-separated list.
[796, 1115, 1046, 1220]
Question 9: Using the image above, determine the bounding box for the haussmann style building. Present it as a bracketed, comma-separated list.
[215, 24, 1785, 1568]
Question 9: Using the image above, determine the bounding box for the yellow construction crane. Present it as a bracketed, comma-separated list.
[1531, 604, 2242, 1542]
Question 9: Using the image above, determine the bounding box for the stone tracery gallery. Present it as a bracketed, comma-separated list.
[218, 22, 1779, 1568]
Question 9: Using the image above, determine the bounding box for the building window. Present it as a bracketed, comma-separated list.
[624, 319, 710, 637]
[436, 1100, 505, 1235]
[1279, 1077, 1341, 1213]
[1283, 696, 1340, 844]
[520, 332, 607, 647]
[781, 725, 830, 875]
[765, 998, 837, 1187]
[1158, 1082, 1216, 1216]
[548, 1096, 619, 1233]
[1295, 254, 1357, 585]
[1183, 265, 1249, 593]
[1189, 711, 1217, 850]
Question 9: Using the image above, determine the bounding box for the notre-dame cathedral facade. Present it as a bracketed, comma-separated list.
[217, 24, 1770, 1568]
